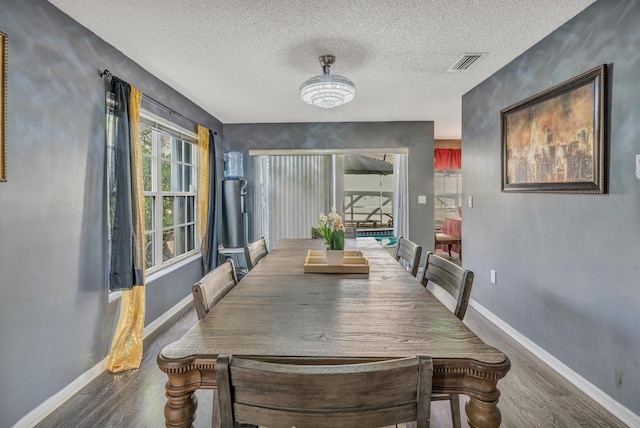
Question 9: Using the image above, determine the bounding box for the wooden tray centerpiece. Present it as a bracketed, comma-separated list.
[303, 250, 370, 274]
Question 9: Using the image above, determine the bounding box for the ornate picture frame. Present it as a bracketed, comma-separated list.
[1, 31, 6, 182]
[501, 64, 607, 193]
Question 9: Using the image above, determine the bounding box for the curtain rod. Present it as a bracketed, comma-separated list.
[99, 69, 217, 135]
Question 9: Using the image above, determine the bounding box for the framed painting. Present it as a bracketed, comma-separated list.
[501, 64, 607, 193]
[1, 31, 6, 182]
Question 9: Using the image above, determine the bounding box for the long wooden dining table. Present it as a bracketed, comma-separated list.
[157, 238, 511, 428]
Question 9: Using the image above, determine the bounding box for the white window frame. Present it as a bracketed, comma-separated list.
[434, 169, 462, 230]
[140, 110, 200, 277]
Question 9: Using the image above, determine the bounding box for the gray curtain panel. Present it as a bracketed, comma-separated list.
[108, 77, 143, 290]
[204, 130, 219, 272]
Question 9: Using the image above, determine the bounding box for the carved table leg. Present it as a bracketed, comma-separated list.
[164, 375, 198, 428]
[465, 396, 502, 428]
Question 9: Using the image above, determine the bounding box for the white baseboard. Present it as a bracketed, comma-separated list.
[14, 294, 193, 428]
[13, 357, 109, 428]
[469, 299, 640, 428]
[142, 294, 193, 341]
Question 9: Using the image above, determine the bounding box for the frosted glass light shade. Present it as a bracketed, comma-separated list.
[300, 74, 355, 108]
[300, 55, 355, 108]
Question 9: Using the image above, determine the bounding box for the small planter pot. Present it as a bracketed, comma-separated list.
[324, 249, 345, 265]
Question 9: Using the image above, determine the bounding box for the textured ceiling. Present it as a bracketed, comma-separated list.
[48, 0, 595, 139]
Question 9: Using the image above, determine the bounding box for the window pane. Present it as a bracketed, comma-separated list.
[144, 196, 154, 231]
[174, 226, 185, 256]
[143, 156, 152, 192]
[163, 196, 175, 227]
[163, 228, 174, 261]
[161, 134, 172, 159]
[145, 232, 154, 270]
[184, 142, 192, 164]
[187, 224, 195, 252]
[187, 196, 194, 222]
[161, 160, 171, 191]
[177, 196, 186, 224]
[140, 125, 152, 155]
[184, 165, 193, 193]
[174, 139, 183, 162]
[173, 163, 183, 192]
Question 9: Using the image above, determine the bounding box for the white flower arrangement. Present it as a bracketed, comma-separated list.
[317, 207, 345, 250]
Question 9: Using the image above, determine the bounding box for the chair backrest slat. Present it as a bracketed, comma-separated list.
[395, 236, 422, 277]
[311, 227, 323, 239]
[420, 252, 474, 320]
[216, 355, 433, 428]
[191, 259, 238, 320]
[244, 237, 268, 271]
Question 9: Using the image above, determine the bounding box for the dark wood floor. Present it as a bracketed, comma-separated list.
[37, 288, 627, 428]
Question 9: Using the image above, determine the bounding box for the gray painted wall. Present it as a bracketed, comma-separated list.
[223, 122, 435, 256]
[0, 1, 222, 425]
[462, 0, 639, 416]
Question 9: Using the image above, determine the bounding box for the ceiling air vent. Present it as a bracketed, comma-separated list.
[448, 53, 486, 72]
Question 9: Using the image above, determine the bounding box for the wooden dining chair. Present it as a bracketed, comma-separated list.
[395, 236, 423, 277]
[191, 259, 238, 320]
[243, 237, 268, 271]
[216, 354, 433, 428]
[434, 231, 461, 259]
[191, 259, 240, 427]
[311, 227, 323, 239]
[419, 251, 475, 428]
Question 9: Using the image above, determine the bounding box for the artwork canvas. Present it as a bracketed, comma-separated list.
[501, 65, 606, 193]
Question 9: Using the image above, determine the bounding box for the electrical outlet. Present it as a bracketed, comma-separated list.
[490, 270, 497, 284]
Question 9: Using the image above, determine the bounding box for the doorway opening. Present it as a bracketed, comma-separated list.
[344, 153, 395, 248]
[434, 141, 462, 261]
[250, 149, 408, 249]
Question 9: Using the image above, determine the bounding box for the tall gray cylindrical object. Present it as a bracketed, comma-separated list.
[222, 179, 245, 248]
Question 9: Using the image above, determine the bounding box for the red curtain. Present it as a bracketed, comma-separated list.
[434, 148, 461, 170]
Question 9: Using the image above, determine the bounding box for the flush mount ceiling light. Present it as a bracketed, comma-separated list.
[300, 55, 355, 109]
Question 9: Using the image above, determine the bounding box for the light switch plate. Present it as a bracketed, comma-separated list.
[418, 195, 427, 204]
[468, 196, 473, 208]
[635, 154, 640, 180]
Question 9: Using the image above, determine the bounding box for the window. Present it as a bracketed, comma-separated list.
[140, 113, 198, 273]
[106, 94, 200, 298]
[434, 169, 461, 230]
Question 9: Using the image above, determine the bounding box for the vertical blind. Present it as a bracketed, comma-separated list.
[255, 155, 332, 248]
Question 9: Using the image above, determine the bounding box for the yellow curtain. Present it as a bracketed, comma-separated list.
[197, 125, 211, 267]
[107, 85, 146, 373]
